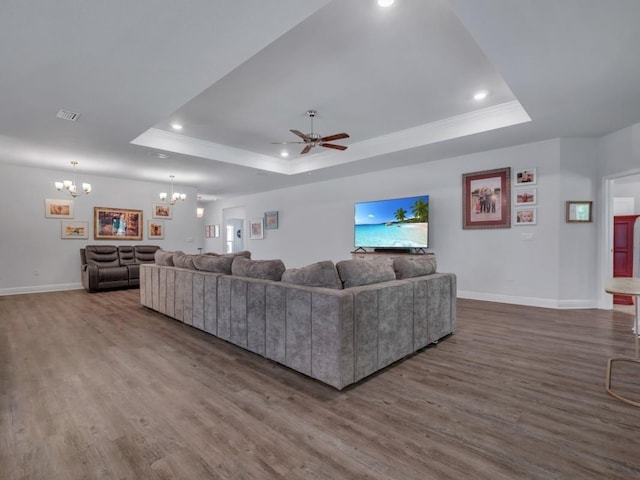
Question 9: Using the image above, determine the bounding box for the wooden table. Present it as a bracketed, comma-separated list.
[605, 277, 640, 407]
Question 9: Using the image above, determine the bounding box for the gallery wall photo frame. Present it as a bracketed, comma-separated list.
[249, 218, 264, 239]
[462, 167, 511, 229]
[264, 211, 279, 230]
[45, 198, 74, 219]
[515, 187, 537, 206]
[205, 224, 220, 238]
[148, 220, 164, 239]
[152, 203, 172, 219]
[61, 220, 89, 239]
[94, 206, 143, 240]
[566, 201, 593, 223]
[514, 168, 537, 186]
[515, 207, 537, 226]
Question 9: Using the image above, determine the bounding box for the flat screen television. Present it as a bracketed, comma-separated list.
[354, 195, 429, 250]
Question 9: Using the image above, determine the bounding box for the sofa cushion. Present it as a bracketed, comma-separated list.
[134, 245, 159, 263]
[393, 256, 437, 280]
[231, 256, 285, 281]
[154, 248, 175, 266]
[173, 252, 196, 269]
[118, 246, 136, 265]
[203, 250, 252, 259]
[335, 259, 396, 288]
[193, 254, 234, 274]
[281, 260, 342, 290]
[84, 245, 120, 267]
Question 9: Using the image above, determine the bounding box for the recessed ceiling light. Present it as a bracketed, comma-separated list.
[280, 150, 289, 158]
[170, 123, 183, 131]
[473, 90, 489, 101]
[378, 0, 394, 7]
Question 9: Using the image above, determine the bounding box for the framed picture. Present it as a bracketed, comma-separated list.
[515, 188, 537, 206]
[462, 167, 511, 229]
[61, 220, 88, 239]
[264, 211, 279, 230]
[45, 198, 74, 219]
[566, 201, 593, 223]
[148, 220, 164, 239]
[94, 207, 143, 240]
[249, 218, 264, 239]
[514, 168, 537, 186]
[152, 203, 172, 219]
[515, 207, 537, 225]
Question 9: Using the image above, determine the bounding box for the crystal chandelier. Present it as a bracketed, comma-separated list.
[54, 161, 91, 197]
[159, 175, 186, 204]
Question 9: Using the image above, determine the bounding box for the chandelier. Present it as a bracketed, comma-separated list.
[159, 175, 186, 204]
[54, 161, 91, 197]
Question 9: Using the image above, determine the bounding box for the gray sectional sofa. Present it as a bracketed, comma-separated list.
[140, 251, 456, 390]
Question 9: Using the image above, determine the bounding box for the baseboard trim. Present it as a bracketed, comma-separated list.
[458, 290, 598, 310]
[0, 283, 84, 296]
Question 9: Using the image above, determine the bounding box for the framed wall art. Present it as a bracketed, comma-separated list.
[515, 207, 537, 226]
[148, 220, 164, 239]
[94, 207, 143, 240]
[264, 211, 279, 230]
[61, 220, 89, 239]
[566, 201, 592, 223]
[152, 203, 172, 219]
[462, 167, 511, 229]
[45, 198, 74, 219]
[514, 168, 537, 186]
[515, 188, 537, 206]
[249, 218, 264, 240]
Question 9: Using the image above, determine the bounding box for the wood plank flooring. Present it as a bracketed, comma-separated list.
[1, 289, 639, 479]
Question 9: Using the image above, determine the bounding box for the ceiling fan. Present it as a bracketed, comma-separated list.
[274, 110, 349, 155]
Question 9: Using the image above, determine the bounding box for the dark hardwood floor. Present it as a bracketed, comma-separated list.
[1, 289, 639, 479]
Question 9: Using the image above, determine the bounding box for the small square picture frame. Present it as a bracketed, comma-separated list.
[264, 211, 279, 230]
[45, 198, 74, 219]
[515, 207, 537, 226]
[61, 220, 89, 239]
[566, 201, 593, 223]
[249, 218, 264, 240]
[152, 203, 172, 219]
[148, 220, 164, 239]
[514, 168, 537, 186]
[515, 188, 537, 206]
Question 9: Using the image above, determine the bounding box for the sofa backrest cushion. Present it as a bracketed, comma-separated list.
[134, 245, 159, 263]
[231, 256, 285, 281]
[118, 246, 136, 265]
[173, 252, 196, 269]
[154, 248, 175, 266]
[84, 245, 120, 267]
[393, 256, 437, 280]
[193, 254, 234, 274]
[281, 260, 343, 289]
[335, 258, 396, 288]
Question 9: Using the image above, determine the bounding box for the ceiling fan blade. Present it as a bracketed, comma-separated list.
[300, 144, 313, 155]
[320, 133, 349, 142]
[290, 129, 311, 141]
[320, 143, 348, 151]
[271, 141, 306, 144]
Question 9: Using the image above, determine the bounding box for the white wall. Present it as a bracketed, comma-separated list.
[213, 137, 599, 308]
[0, 163, 201, 294]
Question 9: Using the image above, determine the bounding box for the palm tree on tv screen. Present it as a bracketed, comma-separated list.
[411, 198, 429, 222]
[394, 208, 407, 222]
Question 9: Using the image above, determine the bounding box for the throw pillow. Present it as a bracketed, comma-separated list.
[335, 258, 396, 288]
[231, 257, 285, 281]
[193, 254, 234, 274]
[393, 256, 437, 279]
[154, 248, 175, 266]
[281, 260, 343, 290]
[173, 252, 196, 270]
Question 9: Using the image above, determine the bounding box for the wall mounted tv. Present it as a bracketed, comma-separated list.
[354, 195, 429, 250]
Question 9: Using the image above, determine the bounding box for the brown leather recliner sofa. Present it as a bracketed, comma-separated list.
[80, 245, 159, 292]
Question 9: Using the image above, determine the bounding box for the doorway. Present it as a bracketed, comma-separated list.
[226, 218, 244, 254]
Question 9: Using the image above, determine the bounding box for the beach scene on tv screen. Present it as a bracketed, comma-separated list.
[355, 195, 429, 248]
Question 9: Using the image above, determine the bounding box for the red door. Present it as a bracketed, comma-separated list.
[613, 215, 639, 304]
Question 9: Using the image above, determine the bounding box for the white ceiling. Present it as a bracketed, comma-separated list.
[2, 0, 640, 200]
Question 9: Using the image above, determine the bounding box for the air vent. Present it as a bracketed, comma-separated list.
[56, 109, 81, 122]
